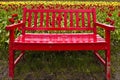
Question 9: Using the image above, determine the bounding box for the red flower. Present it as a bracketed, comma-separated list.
[107, 13, 112, 17]
[18, 20, 21, 23]
[110, 20, 115, 25]
[106, 17, 115, 25]
[9, 18, 15, 24]
[12, 14, 18, 18]
[109, 8, 115, 11]
[118, 12, 120, 17]
[108, 6, 115, 12]
[106, 17, 111, 22]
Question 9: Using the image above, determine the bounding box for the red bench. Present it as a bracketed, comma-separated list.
[6, 8, 115, 80]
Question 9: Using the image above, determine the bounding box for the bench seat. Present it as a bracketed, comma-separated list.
[15, 33, 105, 44]
[13, 33, 106, 51]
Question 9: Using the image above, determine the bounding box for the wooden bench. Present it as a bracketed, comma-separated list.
[6, 8, 115, 80]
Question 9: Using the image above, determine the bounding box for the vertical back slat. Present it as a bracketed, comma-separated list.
[70, 12, 73, 27]
[28, 12, 32, 27]
[34, 12, 38, 27]
[76, 13, 79, 27]
[64, 12, 67, 28]
[82, 12, 85, 27]
[46, 12, 49, 27]
[22, 7, 27, 35]
[87, 13, 91, 28]
[40, 12, 43, 27]
[52, 12, 55, 28]
[92, 8, 97, 34]
[58, 13, 61, 28]
[23, 8, 27, 23]
[92, 8, 96, 23]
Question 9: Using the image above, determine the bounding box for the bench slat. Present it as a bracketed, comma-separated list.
[23, 8, 26, 23]
[26, 9, 93, 13]
[76, 12, 79, 28]
[64, 12, 67, 28]
[58, 13, 62, 28]
[28, 12, 32, 27]
[52, 12, 55, 28]
[82, 12, 85, 28]
[70, 12, 73, 28]
[87, 13, 91, 28]
[15, 33, 105, 44]
[25, 27, 94, 30]
[34, 12, 38, 28]
[40, 12, 43, 27]
[46, 12, 49, 28]
[92, 8, 97, 34]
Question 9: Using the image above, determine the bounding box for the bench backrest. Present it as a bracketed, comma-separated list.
[22, 8, 96, 33]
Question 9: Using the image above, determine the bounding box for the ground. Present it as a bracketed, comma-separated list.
[0, 44, 120, 80]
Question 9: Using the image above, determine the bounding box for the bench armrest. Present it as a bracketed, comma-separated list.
[95, 22, 115, 31]
[6, 22, 25, 31]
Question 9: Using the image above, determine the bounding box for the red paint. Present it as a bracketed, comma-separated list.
[6, 8, 115, 80]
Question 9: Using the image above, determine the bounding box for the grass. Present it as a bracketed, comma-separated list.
[14, 51, 104, 79]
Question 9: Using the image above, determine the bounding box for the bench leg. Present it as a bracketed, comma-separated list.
[105, 50, 111, 80]
[9, 49, 14, 79]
